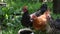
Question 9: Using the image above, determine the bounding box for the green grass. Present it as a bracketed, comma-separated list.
[2, 29, 18, 34]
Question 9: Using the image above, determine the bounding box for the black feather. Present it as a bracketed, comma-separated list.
[55, 18, 60, 29]
[34, 3, 48, 17]
[21, 10, 32, 27]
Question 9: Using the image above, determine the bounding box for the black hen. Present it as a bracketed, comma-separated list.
[21, 6, 32, 27]
[30, 3, 48, 18]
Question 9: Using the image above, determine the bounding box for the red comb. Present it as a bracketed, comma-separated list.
[23, 6, 28, 12]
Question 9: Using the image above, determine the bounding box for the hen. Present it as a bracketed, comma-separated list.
[49, 17, 60, 30]
[55, 17, 60, 29]
[21, 6, 32, 27]
[47, 16, 60, 34]
[32, 9, 51, 31]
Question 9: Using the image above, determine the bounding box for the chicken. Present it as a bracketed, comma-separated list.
[48, 16, 60, 29]
[50, 18, 60, 34]
[18, 28, 34, 34]
[21, 6, 32, 27]
[55, 17, 60, 29]
[30, 3, 47, 18]
[32, 9, 51, 31]
[46, 16, 60, 34]
[50, 17, 60, 30]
